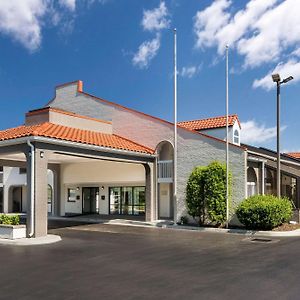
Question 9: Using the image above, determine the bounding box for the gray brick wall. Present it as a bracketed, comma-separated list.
[48, 83, 246, 222]
[50, 83, 114, 122]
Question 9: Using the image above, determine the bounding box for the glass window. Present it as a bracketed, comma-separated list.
[121, 187, 133, 215]
[48, 185, 53, 214]
[109, 186, 145, 215]
[68, 188, 77, 202]
[247, 167, 257, 197]
[48, 185, 52, 204]
[233, 129, 239, 144]
[110, 187, 121, 214]
[133, 187, 145, 215]
[0, 187, 3, 213]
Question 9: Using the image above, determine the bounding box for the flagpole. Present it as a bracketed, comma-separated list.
[174, 28, 177, 223]
[225, 44, 229, 228]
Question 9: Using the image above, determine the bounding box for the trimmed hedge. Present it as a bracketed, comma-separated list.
[0, 214, 20, 225]
[236, 195, 292, 230]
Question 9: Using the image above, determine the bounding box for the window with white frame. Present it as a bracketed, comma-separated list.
[233, 129, 240, 144]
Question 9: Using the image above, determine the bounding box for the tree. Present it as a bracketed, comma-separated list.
[186, 161, 231, 225]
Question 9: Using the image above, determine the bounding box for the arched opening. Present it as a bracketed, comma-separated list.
[265, 168, 276, 195]
[48, 184, 53, 215]
[247, 167, 257, 197]
[47, 169, 54, 215]
[156, 141, 174, 220]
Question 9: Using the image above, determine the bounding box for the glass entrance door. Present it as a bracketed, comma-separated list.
[109, 186, 145, 215]
[82, 187, 99, 214]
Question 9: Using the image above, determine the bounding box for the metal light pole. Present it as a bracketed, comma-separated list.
[225, 45, 229, 228]
[173, 28, 178, 222]
[272, 74, 293, 198]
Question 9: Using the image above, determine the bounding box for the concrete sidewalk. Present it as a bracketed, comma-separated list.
[0, 234, 61, 246]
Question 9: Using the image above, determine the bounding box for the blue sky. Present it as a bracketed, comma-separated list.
[0, 0, 299, 152]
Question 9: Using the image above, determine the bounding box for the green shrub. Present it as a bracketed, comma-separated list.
[186, 166, 206, 224]
[186, 161, 231, 225]
[204, 162, 231, 224]
[236, 195, 292, 230]
[0, 214, 20, 225]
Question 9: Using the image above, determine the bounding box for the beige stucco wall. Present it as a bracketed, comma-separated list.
[25, 108, 112, 134]
[60, 160, 145, 215]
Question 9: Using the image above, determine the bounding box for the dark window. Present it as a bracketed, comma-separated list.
[19, 168, 26, 174]
[48, 185, 53, 213]
[281, 174, 297, 207]
[109, 186, 145, 215]
[0, 187, 3, 213]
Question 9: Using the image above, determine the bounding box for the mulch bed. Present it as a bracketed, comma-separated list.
[272, 223, 300, 231]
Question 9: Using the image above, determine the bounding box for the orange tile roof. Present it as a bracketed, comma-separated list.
[0, 122, 154, 154]
[285, 152, 300, 159]
[178, 115, 240, 131]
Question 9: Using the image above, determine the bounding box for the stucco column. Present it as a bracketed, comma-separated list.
[26, 148, 49, 238]
[144, 162, 156, 222]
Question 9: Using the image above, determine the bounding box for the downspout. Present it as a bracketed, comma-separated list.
[27, 140, 35, 238]
[261, 161, 265, 195]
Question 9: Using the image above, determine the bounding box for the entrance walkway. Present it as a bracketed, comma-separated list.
[49, 214, 173, 229]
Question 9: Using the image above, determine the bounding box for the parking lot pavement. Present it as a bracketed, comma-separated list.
[0, 221, 300, 300]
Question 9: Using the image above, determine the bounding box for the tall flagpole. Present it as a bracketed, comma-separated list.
[174, 28, 177, 223]
[225, 44, 229, 228]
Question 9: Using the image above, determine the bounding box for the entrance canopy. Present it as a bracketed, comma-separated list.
[0, 121, 157, 238]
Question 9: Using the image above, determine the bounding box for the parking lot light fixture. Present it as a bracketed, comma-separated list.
[271, 73, 294, 198]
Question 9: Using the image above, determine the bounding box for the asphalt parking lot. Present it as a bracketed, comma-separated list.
[0, 220, 300, 300]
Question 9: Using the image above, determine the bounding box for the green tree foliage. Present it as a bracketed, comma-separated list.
[186, 161, 231, 225]
[236, 195, 292, 230]
[186, 166, 206, 224]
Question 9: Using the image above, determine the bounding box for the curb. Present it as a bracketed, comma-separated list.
[105, 222, 300, 237]
[0, 234, 62, 246]
[49, 217, 300, 237]
[158, 224, 300, 237]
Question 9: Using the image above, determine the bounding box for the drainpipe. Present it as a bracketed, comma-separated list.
[261, 161, 265, 195]
[27, 140, 35, 238]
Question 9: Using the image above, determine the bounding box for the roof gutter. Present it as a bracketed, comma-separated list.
[0, 136, 156, 159]
[247, 150, 300, 167]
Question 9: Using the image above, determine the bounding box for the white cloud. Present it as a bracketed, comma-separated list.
[0, 0, 108, 51]
[141, 2, 170, 32]
[180, 65, 202, 78]
[132, 34, 161, 69]
[194, 0, 231, 49]
[59, 0, 76, 11]
[253, 59, 300, 90]
[133, 2, 171, 69]
[241, 120, 286, 144]
[193, 0, 300, 71]
[0, 0, 48, 51]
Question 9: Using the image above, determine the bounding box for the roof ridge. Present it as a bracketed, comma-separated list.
[178, 114, 238, 124]
[78, 91, 244, 150]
